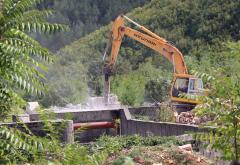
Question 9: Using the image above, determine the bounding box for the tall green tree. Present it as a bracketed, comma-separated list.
[194, 42, 240, 163]
[0, 0, 67, 118]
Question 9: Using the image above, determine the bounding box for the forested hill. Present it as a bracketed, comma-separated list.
[39, 0, 240, 107]
[36, 0, 150, 51]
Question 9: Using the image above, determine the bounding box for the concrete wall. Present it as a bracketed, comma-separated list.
[120, 108, 199, 136]
[129, 106, 160, 121]
[1, 120, 73, 144]
[29, 109, 120, 123]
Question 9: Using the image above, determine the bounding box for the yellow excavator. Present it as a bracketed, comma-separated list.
[103, 15, 206, 109]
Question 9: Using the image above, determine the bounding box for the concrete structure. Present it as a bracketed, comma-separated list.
[28, 109, 120, 142]
[29, 109, 120, 123]
[26, 102, 39, 114]
[1, 120, 73, 144]
[25, 106, 208, 142]
[12, 114, 30, 122]
[120, 108, 200, 136]
[129, 106, 160, 121]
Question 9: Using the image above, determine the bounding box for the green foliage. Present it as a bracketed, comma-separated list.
[112, 59, 171, 106]
[88, 135, 183, 164]
[193, 42, 240, 162]
[62, 144, 91, 165]
[92, 135, 183, 151]
[37, 0, 151, 51]
[0, 121, 65, 164]
[113, 156, 134, 165]
[0, 0, 67, 117]
[112, 73, 145, 106]
[158, 106, 175, 122]
[138, 60, 171, 103]
[0, 126, 45, 164]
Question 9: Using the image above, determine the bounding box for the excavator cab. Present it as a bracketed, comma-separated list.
[171, 74, 204, 104]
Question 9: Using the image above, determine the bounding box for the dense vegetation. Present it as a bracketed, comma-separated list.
[36, 0, 150, 51]
[39, 0, 240, 107]
[193, 41, 240, 162]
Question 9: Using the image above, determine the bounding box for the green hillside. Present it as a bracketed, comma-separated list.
[36, 0, 150, 51]
[40, 0, 240, 106]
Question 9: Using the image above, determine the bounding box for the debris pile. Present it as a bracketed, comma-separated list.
[175, 111, 211, 125]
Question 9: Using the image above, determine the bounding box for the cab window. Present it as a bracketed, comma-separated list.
[172, 78, 189, 97]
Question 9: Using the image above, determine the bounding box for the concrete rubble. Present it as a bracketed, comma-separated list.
[26, 102, 40, 114]
[179, 144, 193, 153]
[14, 102, 40, 122]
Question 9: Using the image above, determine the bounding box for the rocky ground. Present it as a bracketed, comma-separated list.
[175, 111, 212, 125]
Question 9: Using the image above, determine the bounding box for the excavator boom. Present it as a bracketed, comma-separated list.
[105, 15, 188, 74]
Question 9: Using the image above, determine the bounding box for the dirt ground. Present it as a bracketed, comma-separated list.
[104, 145, 215, 165]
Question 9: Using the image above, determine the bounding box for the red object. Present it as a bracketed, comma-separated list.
[73, 121, 115, 130]
[120, 26, 125, 32]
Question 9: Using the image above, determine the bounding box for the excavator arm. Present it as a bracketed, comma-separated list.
[105, 15, 188, 74]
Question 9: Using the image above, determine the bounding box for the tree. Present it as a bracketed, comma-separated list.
[138, 59, 171, 103]
[194, 42, 240, 164]
[0, 0, 67, 118]
[36, 0, 151, 51]
[112, 73, 145, 106]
